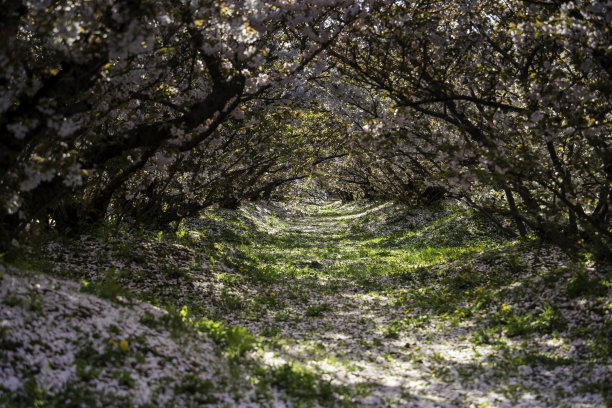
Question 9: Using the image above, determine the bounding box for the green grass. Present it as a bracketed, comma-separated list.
[255, 362, 338, 407]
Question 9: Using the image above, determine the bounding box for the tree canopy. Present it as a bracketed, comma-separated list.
[1, 0, 610, 256]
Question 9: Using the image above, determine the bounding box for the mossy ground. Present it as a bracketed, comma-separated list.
[1, 200, 610, 407]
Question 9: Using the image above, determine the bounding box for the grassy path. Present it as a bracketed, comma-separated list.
[1, 201, 610, 407]
[201, 201, 610, 407]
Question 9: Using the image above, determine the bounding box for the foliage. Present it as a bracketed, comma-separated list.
[197, 317, 257, 358]
[324, 0, 612, 255]
[0, 0, 355, 246]
[1, 0, 610, 258]
[256, 363, 336, 405]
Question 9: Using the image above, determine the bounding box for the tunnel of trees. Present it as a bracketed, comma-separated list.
[1, 0, 611, 258]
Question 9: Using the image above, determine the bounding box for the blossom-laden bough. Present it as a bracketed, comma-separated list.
[1, 0, 610, 259]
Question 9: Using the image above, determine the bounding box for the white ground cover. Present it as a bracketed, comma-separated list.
[0, 266, 261, 407]
[1, 200, 610, 407]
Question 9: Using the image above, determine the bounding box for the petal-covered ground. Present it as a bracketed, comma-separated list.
[1, 201, 610, 407]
